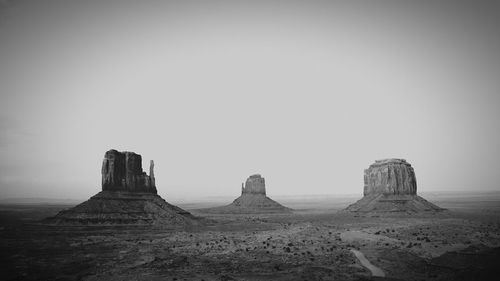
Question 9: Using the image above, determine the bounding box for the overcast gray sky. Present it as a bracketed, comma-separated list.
[1, 0, 499, 200]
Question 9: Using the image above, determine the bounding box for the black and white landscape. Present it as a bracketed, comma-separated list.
[1, 1, 500, 280]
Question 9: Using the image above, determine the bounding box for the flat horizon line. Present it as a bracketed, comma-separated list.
[1, 189, 500, 205]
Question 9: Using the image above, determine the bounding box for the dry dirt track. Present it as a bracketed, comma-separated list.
[1, 203, 500, 281]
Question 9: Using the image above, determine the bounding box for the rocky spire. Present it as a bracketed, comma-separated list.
[150, 160, 155, 188]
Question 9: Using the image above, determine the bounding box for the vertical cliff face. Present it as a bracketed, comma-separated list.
[363, 159, 417, 196]
[242, 174, 266, 195]
[101, 149, 157, 193]
[101, 150, 125, 188]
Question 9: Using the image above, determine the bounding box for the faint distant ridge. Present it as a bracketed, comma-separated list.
[46, 149, 198, 225]
[201, 174, 292, 214]
[346, 159, 444, 214]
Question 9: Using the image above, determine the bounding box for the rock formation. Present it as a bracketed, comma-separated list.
[203, 174, 291, 214]
[363, 159, 416, 196]
[48, 149, 197, 225]
[101, 149, 157, 193]
[242, 174, 266, 195]
[346, 159, 443, 213]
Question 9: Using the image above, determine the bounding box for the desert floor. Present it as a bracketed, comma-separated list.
[1, 192, 500, 281]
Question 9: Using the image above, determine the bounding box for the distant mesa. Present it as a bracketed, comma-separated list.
[346, 159, 443, 213]
[47, 149, 197, 225]
[203, 174, 292, 214]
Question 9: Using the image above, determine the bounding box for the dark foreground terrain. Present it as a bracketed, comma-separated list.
[1, 192, 500, 281]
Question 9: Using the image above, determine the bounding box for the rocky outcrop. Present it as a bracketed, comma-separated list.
[101, 149, 157, 193]
[364, 159, 416, 196]
[241, 174, 266, 195]
[48, 149, 197, 225]
[202, 174, 291, 214]
[346, 159, 443, 214]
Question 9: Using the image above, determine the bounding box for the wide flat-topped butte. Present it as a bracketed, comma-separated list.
[346, 159, 443, 213]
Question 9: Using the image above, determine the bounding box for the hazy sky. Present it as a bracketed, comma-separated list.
[1, 0, 499, 200]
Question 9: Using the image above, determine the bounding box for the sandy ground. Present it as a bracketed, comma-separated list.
[1, 194, 500, 280]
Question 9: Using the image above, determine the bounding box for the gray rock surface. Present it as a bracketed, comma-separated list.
[364, 159, 417, 196]
[101, 149, 157, 193]
[241, 174, 266, 195]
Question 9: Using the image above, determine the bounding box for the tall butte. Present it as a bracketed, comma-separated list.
[101, 150, 157, 193]
[49, 149, 197, 225]
[204, 174, 291, 214]
[345, 159, 443, 213]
